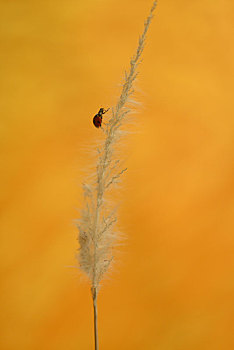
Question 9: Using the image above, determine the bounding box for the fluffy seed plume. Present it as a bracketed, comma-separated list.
[77, 1, 157, 294]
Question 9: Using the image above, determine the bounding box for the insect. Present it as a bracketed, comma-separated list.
[93, 107, 109, 128]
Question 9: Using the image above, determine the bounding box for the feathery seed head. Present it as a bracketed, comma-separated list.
[77, 1, 157, 291]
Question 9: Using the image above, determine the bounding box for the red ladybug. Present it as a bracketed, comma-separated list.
[93, 107, 109, 128]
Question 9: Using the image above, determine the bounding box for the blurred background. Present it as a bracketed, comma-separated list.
[1, 0, 234, 349]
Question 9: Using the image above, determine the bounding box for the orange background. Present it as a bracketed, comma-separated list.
[1, 0, 234, 349]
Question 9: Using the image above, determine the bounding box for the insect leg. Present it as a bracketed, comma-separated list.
[103, 108, 110, 114]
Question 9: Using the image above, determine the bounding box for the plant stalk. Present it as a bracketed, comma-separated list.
[92, 287, 99, 350]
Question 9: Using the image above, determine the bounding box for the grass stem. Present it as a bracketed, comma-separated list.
[92, 287, 99, 350]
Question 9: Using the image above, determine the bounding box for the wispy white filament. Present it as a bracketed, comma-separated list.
[77, 1, 157, 294]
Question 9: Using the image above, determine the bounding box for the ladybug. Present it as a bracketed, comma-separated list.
[93, 107, 109, 128]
